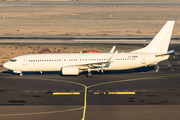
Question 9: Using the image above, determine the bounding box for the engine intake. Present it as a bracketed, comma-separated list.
[61, 66, 79, 75]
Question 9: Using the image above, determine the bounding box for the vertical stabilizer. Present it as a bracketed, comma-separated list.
[132, 21, 175, 53]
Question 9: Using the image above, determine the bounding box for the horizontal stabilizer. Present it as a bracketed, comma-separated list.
[155, 50, 175, 57]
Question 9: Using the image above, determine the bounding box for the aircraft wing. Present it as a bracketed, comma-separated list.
[68, 51, 118, 70]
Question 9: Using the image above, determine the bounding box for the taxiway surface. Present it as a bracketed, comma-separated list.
[0, 69, 180, 120]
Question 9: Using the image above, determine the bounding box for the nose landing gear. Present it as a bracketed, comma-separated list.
[155, 64, 159, 73]
[13, 71, 23, 77]
[20, 73, 23, 77]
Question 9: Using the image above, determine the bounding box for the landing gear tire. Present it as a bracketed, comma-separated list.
[20, 73, 23, 77]
[86, 72, 92, 77]
[39, 71, 43, 75]
[155, 64, 159, 73]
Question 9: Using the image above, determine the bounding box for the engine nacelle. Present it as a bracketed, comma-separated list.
[61, 66, 79, 75]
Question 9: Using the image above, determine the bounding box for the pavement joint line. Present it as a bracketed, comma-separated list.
[33, 91, 39, 92]
[52, 90, 57, 92]
[79, 90, 84, 92]
[88, 90, 93, 92]
[0, 107, 84, 117]
[21, 89, 152, 93]
[96, 90, 102, 92]
[24, 91, 30, 92]
[142, 90, 148, 91]
[106, 90, 111, 92]
[133, 90, 138, 91]
[70, 90, 76, 92]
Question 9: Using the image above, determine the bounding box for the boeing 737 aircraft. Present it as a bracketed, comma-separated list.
[3, 21, 175, 77]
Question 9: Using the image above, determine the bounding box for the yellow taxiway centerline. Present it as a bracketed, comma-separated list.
[81, 87, 87, 120]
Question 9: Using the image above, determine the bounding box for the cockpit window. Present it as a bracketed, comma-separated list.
[10, 59, 17, 62]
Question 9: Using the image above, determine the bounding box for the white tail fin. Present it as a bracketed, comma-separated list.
[132, 21, 175, 53]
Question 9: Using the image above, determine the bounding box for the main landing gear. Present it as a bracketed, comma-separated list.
[85, 69, 92, 77]
[155, 64, 160, 73]
[40, 71, 43, 75]
[85, 69, 103, 77]
[86, 72, 92, 77]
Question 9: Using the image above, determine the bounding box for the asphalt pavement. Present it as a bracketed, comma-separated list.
[0, 68, 180, 120]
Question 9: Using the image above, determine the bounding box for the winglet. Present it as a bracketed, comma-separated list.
[108, 50, 118, 63]
[109, 46, 116, 53]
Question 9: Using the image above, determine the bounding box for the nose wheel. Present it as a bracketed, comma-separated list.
[20, 73, 23, 77]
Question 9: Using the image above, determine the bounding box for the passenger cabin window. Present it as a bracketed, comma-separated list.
[10, 59, 17, 62]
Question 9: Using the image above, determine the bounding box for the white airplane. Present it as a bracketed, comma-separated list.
[3, 21, 175, 77]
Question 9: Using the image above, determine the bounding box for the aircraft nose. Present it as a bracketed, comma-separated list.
[3, 62, 9, 69]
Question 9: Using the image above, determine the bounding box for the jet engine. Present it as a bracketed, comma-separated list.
[61, 66, 79, 75]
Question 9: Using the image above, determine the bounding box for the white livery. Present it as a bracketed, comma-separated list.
[3, 21, 175, 77]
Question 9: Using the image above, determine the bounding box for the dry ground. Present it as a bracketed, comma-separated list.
[4, 0, 180, 4]
[0, 5, 180, 36]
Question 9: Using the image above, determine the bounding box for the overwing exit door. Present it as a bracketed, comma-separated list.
[22, 56, 27, 66]
[141, 55, 146, 64]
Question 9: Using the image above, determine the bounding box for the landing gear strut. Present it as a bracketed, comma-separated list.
[155, 64, 160, 72]
[40, 71, 43, 75]
[86, 72, 92, 77]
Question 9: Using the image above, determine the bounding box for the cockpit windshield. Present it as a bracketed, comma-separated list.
[10, 59, 17, 62]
